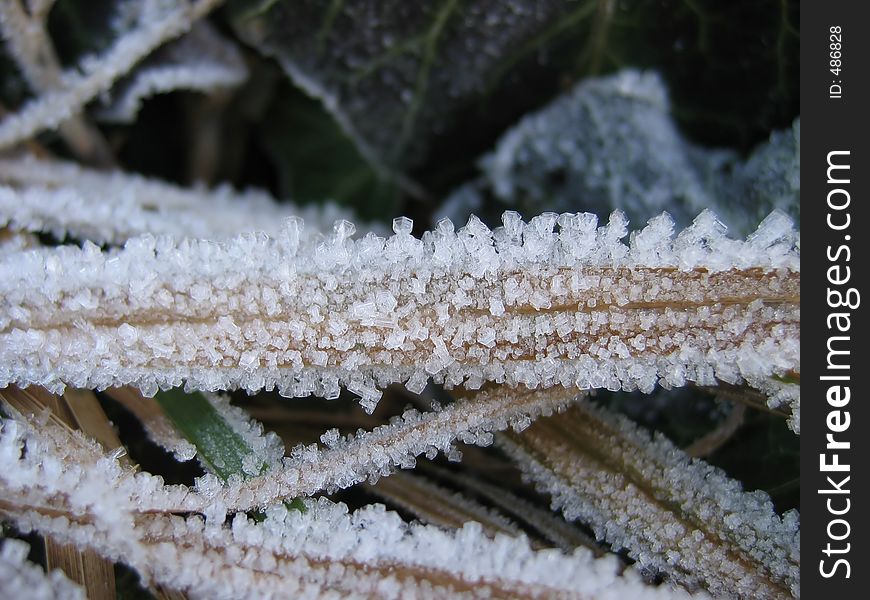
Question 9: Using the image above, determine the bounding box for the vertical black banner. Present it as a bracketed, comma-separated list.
[802, 1, 870, 597]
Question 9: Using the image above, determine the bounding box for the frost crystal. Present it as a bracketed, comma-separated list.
[0, 539, 87, 600]
[0, 208, 799, 416]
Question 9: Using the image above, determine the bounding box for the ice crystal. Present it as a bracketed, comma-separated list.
[0, 208, 799, 415]
[0, 539, 87, 600]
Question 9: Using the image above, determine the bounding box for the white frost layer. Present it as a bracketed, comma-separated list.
[0, 415, 704, 599]
[0, 155, 364, 243]
[0, 210, 799, 409]
[0, 539, 87, 600]
[499, 400, 800, 598]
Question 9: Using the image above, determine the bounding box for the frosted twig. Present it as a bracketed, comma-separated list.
[97, 22, 248, 123]
[0, 407, 705, 599]
[169, 385, 580, 513]
[0, 210, 799, 414]
[0, 0, 112, 162]
[498, 400, 800, 599]
[0, 0, 223, 149]
[0, 383, 578, 514]
[3, 499, 703, 600]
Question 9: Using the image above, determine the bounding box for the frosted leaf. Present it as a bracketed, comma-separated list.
[200, 393, 286, 474]
[230, 1, 579, 170]
[709, 119, 800, 234]
[440, 70, 799, 238]
[469, 70, 718, 226]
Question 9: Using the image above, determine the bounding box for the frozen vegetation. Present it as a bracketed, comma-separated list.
[0, 1, 799, 598]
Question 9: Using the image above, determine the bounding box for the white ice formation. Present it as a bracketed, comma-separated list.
[499, 400, 800, 599]
[0, 539, 87, 600]
[0, 155, 363, 244]
[0, 206, 800, 417]
[0, 408, 706, 599]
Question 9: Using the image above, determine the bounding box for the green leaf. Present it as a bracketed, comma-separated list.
[155, 389, 266, 482]
[155, 389, 306, 513]
[229, 0, 580, 172]
[260, 84, 399, 221]
[229, 0, 798, 184]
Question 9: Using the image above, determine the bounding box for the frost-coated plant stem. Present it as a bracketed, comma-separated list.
[0, 210, 799, 418]
[0, 388, 700, 599]
[499, 400, 800, 599]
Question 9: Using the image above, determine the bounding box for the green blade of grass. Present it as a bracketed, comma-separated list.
[155, 389, 263, 482]
[155, 389, 306, 513]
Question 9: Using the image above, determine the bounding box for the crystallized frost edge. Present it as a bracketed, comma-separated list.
[0, 539, 87, 600]
[0, 384, 579, 514]
[0, 209, 799, 413]
[96, 21, 248, 123]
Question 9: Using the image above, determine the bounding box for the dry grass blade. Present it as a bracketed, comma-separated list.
[0, 386, 118, 599]
[44, 541, 115, 600]
[423, 464, 605, 555]
[498, 400, 799, 599]
[366, 470, 522, 538]
[62, 388, 125, 456]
